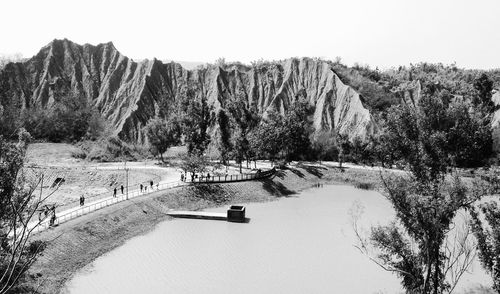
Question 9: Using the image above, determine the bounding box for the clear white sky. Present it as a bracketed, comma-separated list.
[1, 0, 499, 69]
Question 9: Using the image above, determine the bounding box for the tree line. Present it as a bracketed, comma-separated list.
[0, 87, 105, 143]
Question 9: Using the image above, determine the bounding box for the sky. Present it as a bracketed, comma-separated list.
[1, 0, 499, 69]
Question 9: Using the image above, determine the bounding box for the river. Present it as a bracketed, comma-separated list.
[66, 185, 491, 293]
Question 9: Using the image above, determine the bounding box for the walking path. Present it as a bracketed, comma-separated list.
[28, 159, 399, 235]
[30, 168, 276, 234]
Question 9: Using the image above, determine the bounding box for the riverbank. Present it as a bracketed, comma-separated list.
[27, 164, 382, 293]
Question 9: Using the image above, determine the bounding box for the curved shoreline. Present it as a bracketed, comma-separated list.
[27, 165, 381, 294]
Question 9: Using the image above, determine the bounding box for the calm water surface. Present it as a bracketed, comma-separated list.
[67, 185, 489, 294]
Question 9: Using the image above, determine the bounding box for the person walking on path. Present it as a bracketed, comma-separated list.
[49, 205, 56, 226]
[79, 195, 84, 206]
[82, 195, 85, 206]
[150, 180, 153, 189]
[121, 185, 124, 194]
[140, 184, 143, 193]
[113, 187, 117, 197]
[181, 173, 184, 182]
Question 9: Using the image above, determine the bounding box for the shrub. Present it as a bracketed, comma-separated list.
[71, 148, 87, 159]
[354, 181, 375, 190]
[76, 137, 148, 162]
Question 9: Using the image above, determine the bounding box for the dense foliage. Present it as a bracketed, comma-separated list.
[363, 90, 490, 293]
[470, 202, 500, 293]
[0, 87, 105, 143]
[383, 91, 492, 171]
[0, 130, 48, 293]
[180, 88, 212, 156]
[144, 117, 181, 162]
[247, 99, 313, 163]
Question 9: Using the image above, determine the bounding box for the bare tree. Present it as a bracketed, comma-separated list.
[350, 199, 477, 294]
[0, 129, 59, 293]
[442, 213, 477, 294]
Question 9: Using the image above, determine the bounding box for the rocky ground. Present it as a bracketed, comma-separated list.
[24, 143, 271, 213]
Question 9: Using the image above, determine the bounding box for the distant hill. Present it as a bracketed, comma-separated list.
[0, 39, 376, 142]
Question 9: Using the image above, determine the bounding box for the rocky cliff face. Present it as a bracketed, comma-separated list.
[0, 39, 376, 142]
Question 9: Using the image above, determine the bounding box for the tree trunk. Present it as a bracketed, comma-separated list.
[423, 241, 432, 294]
[433, 245, 440, 294]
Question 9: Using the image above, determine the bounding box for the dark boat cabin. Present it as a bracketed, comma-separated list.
[227, 205, 246, 222]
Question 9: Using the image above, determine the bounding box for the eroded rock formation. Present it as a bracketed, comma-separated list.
[0, 39, 376, 142]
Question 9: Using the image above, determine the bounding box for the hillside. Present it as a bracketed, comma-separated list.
[0, 39, 376, 142]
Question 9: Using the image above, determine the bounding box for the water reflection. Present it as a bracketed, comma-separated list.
[67, 185, 489, 294]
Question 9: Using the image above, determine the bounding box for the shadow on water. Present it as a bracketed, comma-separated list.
[234, 217, 251, 224]
[260, 179, 295, 197]
[272, 169, 287, 180]
[287, 167, 305, 178]
[298, 164, 327, 178]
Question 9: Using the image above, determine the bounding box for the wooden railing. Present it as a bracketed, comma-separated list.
[33, 168, 276, 233]
[186, 168, 276, 184]
[35, 180, 185, 233]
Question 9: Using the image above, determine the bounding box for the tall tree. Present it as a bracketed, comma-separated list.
[0, 129, 56, 293]
[181, 87, 212, 156]
[356, 89, 490, 294]
[311, 131, 338, 164]
[249, 111, 283, 163]
[473, 73, 494, 111]
[336, 134, 351, 168]
[232, 128, 249, 173]
[144, 117, 180, 162]
[281, 99, 313, 161]
[226, 89, 259, 168]
[216, 109, 232, 165]
[179, 154, 209, 181]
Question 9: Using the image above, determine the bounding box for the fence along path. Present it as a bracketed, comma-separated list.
[32, 168, 276, 234]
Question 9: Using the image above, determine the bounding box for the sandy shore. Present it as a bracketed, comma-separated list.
[27, 165, 381, 293]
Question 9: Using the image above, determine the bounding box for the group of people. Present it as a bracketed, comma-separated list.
[110, 180, 159, 197]
[139, 180, 158, 193]
[39, 205, 57, 226]
[181, 172, 214, 182]
[112, 185, 125, 197]
[181, 171, 235, 182]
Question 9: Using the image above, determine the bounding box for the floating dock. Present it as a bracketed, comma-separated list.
[167, 206, 246, 222]
[166, 211, 227, 221]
